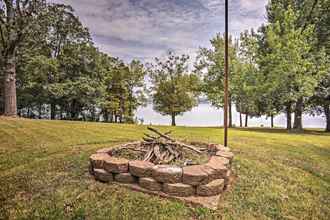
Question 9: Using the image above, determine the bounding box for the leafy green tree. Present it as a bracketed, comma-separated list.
[50, 43, 105, 120]
[0, 0, 46, 116]
[100, 59, 146, 123]
[264, 0, 330, 130]
[234, 30, 262, 127]
[149, 51, 200, 126]
[307, 0, 330, 131]
[260, 5, 327, 131]
[41, 4, 90, 119]
[1, 1, 147, 123]
[195, 34, 238, 127]
[309, 72, 330, 132]
[126, 60, 147, 122]
[18, 55, 59, 118]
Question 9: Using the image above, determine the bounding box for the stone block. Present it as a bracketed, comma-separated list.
[197, 179, 224, 196]
[94, 168, 113, 182]
[139, 177, 162, 191]
[104, 157, 129, 173]
[163, 183, 195, 197]
[90, 153, 111, 169]
[114, 173, 136, 183]
[224, 170, 232, 184]
[152, 165, 182, 183]
[208, 143, 230, 152]
[182, 165, 216, 186]
[208, 156, 230, 168]
[205, 157, 228, 179]
[216, 151, 234, 162]
[129, 160, 154, 177]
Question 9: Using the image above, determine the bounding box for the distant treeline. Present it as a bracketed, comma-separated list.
[0, 0, 329, 131]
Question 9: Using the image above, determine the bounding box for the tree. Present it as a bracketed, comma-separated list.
[100, 58, 146, 123]
[309, 72, 330, 131]
[41, 4, 91, 119]
[0, 0, 46, 116]
[260, 5, 327, 131]
[308, 0, 330, 131]
[195, 34, 238, 127]
[149, 51, 200, 126]
[234, 30, 263, 128]
[50, 43, 106, 120]
[263, 0, 330, 131]
[126, 60, 147, 121]
[1, 1, 147, 123]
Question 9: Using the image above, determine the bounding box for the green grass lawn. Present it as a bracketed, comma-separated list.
[0, 117, 329, 220]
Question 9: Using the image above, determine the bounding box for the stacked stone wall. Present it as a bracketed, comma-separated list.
[90, 142, 234, 197]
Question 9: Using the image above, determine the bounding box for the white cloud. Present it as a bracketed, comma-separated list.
[240, 0, 268, 13]
[50, 0, 268, 62]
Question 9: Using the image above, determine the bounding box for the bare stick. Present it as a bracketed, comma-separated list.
[147, 127, 202, 153]
[147, 127, 175, 142]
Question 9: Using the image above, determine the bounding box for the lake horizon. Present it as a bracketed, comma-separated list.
[136, 103, 326, 129]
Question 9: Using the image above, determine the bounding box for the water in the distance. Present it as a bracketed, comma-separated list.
[136, 103, 326, 128]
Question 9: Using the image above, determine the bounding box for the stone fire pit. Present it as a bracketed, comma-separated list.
[89, 140, 234, 209]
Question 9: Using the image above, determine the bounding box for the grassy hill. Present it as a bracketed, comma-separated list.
[0, 117, 329, 219]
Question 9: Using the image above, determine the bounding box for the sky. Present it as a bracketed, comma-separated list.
[51, 0, 268, 63]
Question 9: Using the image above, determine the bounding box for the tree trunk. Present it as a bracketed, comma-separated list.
[59, 107, 63, 120]
[114, 113, 118, 123]
[4, 53, 17, 116]
[27, 107, 31, 118]
[103, 110, 109, 122]
[91, 107, 96, 121]
[271, 114, 274, 128]
[245, 113, 248, 127]
[228, 98, 232, 128]
[38, 104, 42, 119]
[324, 104, 330, 132]
[286, 103, 292, 130]
[293, 98, 303, 131]
[239, 112, 242, 127]
[0, 81, 4, 115]
[171, 113, 176, 126]
[119, 113, 123, 123]
[110, 111, 113, 123]
[50, 103, 56, 120]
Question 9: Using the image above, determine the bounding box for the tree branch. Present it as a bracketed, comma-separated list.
[301, 0, 319, 33]
[16, 0, 23, 18]
[0, 24, 6, 47]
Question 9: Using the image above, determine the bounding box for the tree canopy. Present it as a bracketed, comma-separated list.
[148, 51, 200, 126]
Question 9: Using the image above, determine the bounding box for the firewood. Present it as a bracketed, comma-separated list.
[153, 145, 161, 160]
[144, 148, 154, 161]
[163, 154, 175, 164]
[147, 127, 175, 142]
[173, 141, 202, 154]
[138, 127, 205, 164]
[144, 133, 158, 140]
[164, 130, 173, 136]
[143, 137, 154, 143]
[147, 127, 202, 153]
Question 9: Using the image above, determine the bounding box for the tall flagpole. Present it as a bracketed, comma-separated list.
[224, 0, 229, 147]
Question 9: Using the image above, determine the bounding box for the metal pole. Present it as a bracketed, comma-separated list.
[224, 0, 229, 147]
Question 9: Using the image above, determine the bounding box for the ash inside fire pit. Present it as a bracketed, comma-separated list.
[111, 127, 212, 166]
